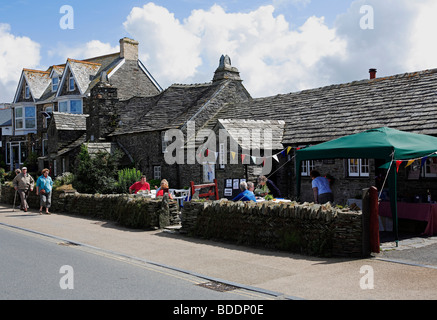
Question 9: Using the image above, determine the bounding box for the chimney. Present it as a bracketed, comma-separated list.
[369, 68, 377, 79]
[213, 54, 241, 82]
[119, 37, 139, 61]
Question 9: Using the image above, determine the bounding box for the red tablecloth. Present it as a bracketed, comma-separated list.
[379, 202, 437, 236]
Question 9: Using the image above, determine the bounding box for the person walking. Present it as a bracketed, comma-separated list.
[36, 168, 53, 215]
[12, 167, 35, 212]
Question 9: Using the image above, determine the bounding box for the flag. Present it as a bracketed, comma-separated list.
[405, 160, 415, 168]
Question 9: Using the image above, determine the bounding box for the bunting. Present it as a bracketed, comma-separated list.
[196, 145, 300, 166]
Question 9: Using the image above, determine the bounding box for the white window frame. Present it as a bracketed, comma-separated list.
[348, 158, 370, 177]
[25, 83, 30, 99]
[69, 74, 75, 92]
[161, 132, 169, 153]
[58, 99, 83, 114]
[154, 166, 161, 180]
[423, 158, 437, 178]
[15, 106, 36, 130]
[301, 160, 315, 176]
[52, 77, 59, 92]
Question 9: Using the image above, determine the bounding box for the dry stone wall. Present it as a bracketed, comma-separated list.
[0, 185, 179, 229]
[181, 200, 367, 257]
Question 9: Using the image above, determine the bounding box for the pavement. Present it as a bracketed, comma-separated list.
[1, 204, 437, 300]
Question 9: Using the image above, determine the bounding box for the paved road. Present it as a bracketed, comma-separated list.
[0, 226, 269, 300]
[0, 205, 436, 300]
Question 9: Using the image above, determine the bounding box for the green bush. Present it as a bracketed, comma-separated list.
[72, 144, 122, 194]
[53, 172, 75, 188]
[117, 168, 142, 193]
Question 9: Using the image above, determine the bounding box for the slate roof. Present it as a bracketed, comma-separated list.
[216, 119, 285, 150]
[110, 80, 237, 136]
[213, 68, 437, 145]
[0, 108, 12, 127]
[65, 59, 102, 95]
[22, 69, 51, 101]
[52, 112, 88, 131]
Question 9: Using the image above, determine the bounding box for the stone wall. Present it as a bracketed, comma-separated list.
[0, 185, 179, 230]
[181, 200, 368, 257]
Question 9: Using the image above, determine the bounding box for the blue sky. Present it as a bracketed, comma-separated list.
[1, 1, 437, 101]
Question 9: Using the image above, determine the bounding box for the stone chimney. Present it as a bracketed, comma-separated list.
[369, 68, 377, 79]
[119, 37, 139, 61]
[213, 55, 241, 82]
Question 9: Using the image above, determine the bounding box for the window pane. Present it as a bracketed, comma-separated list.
[69, 76, 75, 91]
[25, 119, 36, 129]
[52, 78, 58, 91]
[15, 107, 23, 118]
[59, 101, 68, 112]
[25, 106, 35, 118]
[16, 119, 23, 129]
[70, 100, 82, 114]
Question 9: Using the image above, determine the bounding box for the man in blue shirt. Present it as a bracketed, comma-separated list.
[310, 170, 334, 204]
[233, 181, 257, 202]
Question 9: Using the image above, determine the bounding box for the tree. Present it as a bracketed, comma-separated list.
[72, 144, 122, 194]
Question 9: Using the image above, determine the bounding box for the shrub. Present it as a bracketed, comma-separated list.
[117, 168, 142, 193]
[72, 144, 122, 194]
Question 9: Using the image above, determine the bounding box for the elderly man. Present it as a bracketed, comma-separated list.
[232, 181, 257, 202]
[12, 167, 35, 212]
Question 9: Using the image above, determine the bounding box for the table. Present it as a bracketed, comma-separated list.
[379, 201, 437, 236]
[256, 198, 292, 203]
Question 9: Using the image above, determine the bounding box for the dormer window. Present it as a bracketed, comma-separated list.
[25, 83, 30, 99]
[69, 74, 75, 91]
[52, 77, 59, 92]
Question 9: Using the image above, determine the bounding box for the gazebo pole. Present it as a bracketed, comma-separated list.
[295, 159, 302, 201]
[388, 161, 399, 247]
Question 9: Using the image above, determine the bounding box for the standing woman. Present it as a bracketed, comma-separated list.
[36, 168, 53, 215]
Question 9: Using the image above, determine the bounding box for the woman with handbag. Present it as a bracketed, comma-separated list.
[36, 168, 54, 215]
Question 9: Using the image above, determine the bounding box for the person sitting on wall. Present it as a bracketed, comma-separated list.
[156, 179, 173, 199]
[310, 170, 334, 204]
[129, 175, 151, 194]
[233, 181, 257, 202]
[254, 175, 281, 198]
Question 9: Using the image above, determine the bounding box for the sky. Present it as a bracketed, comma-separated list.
[1, 0, 437, 102]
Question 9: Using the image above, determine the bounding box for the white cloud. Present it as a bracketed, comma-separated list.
[48, 40, 120, 62]
[123, 3, 346, 97]
[123, 3, 202, 83]
[0, 24, 41, 102]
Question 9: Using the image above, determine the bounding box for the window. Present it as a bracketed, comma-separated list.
[52, 77, 59, 92]
[424, 158, 437, 178]
[69, 74, 75, 91]
[58, 100, 82, 114]
[15, 106, 36, 130]
[42, 133, 48, 156]
[154, 166, 161, 180]
[301, 160, 315, 176]
[25, 83, 30, 99]
[348, 159, 369, 177]
[161, 132, 169, 153]
[70, 100, 82, 114]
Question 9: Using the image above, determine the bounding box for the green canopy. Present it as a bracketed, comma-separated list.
[295, 127, 437, 245]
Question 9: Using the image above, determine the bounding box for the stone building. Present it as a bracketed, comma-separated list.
[7, 37, 161, 172]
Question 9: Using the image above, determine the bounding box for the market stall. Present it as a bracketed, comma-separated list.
[295, 127, 437, 245]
